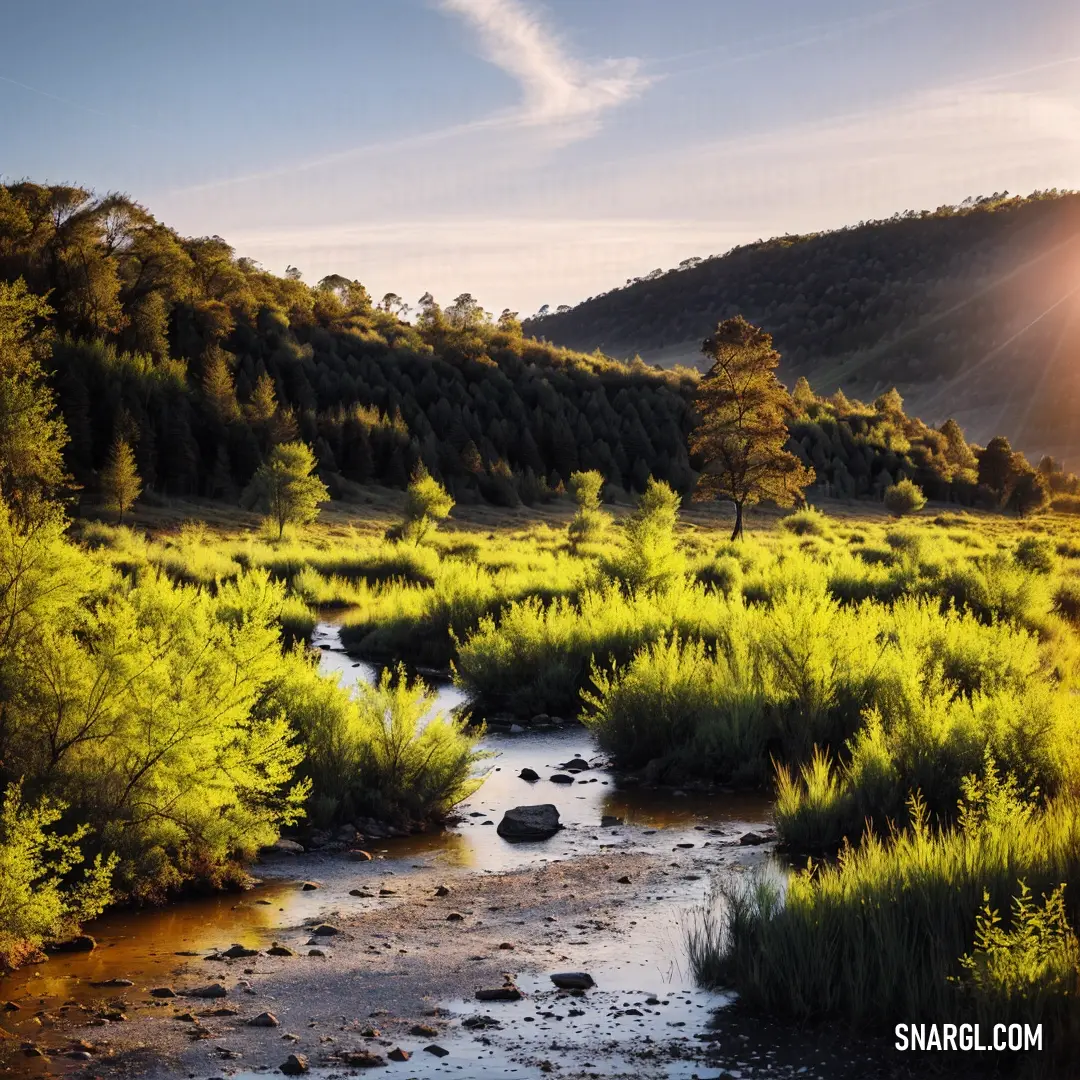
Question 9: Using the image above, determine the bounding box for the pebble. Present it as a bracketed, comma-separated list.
[739, 831, 769, 846]
[344, 1050, 386, 1067]
[221, 944, 259, 958]
[550, 972, 594, 989]
[476, 986, 522, 1001]
[281, 1052, 309, 1074]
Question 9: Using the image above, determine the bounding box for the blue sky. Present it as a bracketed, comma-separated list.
[3, 0, 1079, 314]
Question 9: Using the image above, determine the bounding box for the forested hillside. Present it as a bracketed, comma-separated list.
[526, 191, 1080, 465]
[0, 182, 696, 505]
[2, 181, 1074, 514]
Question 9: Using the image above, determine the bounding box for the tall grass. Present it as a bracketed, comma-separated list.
[342, 555, 588, 668]
[582, 584, 1071, 844]
[267, 653, 483, 827]
[689, 779, 1080, 1062]
[456, 582, 738, 717]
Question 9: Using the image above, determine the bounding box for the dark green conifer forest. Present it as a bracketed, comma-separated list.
[4, 181, 1077, 517]
[0, 182, 698, 507]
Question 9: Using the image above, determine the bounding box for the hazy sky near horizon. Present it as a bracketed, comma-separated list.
[3, 0, 1080, 315]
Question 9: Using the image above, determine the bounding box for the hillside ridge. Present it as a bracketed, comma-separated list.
[525, 191, 1080, 465]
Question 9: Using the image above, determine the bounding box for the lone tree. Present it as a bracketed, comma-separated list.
[400, 465, 454, 544]
[567, 469, 610, 548]
[245, 441, 328, 539]
[609, 477, 685, 592]
[100, 436, 142, 523]
[689, 317, 814, 540]
[977, 435, 1020, 498]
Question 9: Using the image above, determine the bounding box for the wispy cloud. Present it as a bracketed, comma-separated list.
[165, 0, 648, 197]
[440, 0, 650, 135]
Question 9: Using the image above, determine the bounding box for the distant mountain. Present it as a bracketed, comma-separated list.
[524, 192, 1080, 465]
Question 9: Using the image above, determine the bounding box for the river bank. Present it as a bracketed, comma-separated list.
[0, 625, 983, 1080]
[0, 774, 972, 1080]
[4, 773, 778, 1078]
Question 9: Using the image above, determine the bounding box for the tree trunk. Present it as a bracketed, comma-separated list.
[730, 499, 744, 541]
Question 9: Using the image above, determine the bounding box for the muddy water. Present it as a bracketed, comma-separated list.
[0, 623, 773, 1078]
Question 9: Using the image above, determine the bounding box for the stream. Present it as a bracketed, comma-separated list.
[1, 623, 775, 1079]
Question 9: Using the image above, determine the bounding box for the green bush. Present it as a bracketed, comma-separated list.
[0, 782, 114, 969]
[939, 553, 1051, 629]
[269, 655, 483, 826]
[1052, 579, 1080, 626]
[278, 592, 317, 646]
[694, 554, 743, 597]
[585, 634, 768, 785]
[342, 554, 586, 668]
[883, 478, 927, 516]
[690, 780, 1080, 1063]
[605, 478, 685, 592]
[0, 501, 308, 901]
[780, 507, 832, 537]
[398, 465, 454, 544]
[455, 582, 733, 718]
[1014, 535, 1057, 574]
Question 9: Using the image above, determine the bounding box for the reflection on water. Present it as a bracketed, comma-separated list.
[0, 880, 322, 1064]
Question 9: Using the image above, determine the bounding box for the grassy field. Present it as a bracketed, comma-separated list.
[73, 485, 1080, 1065]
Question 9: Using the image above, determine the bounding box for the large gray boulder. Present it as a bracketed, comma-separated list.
[497, 804, 562, 840]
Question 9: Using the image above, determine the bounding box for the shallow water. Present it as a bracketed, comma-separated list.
[0, 623, 772, 1078]
[313, 622, 769, 872]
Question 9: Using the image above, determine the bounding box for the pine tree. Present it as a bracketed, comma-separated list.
[977, 436, 1020, 498]
[400, 465, 454, 544]
[690, 317, 814, 540]
[939, 418, 978, 472]
[100, 436, 142, 523]
[567, 469, 609, 547]
[792, 376, 817, 411]
[244, 441, 328, 539]
[202, 347, 240, 422]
